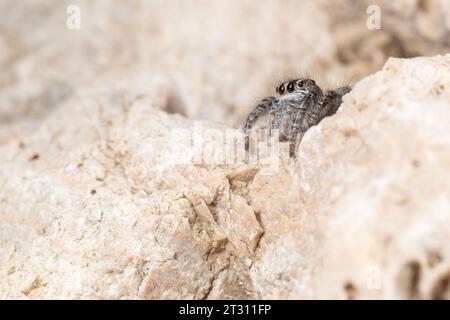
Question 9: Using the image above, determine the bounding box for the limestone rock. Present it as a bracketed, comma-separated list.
[250, 54, 450, 299]
[1, 54, 450, 299]
[1, 0, 450, 299]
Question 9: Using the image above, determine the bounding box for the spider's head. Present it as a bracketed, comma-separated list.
[276, 79, 317, 96]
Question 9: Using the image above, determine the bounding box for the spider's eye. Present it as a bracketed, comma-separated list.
[297, 80, 304, 88]
[287, 82, 295, 93]
[278, 85, 285, 94]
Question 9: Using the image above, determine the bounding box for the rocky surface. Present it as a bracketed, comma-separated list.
[1, 55, 449, 299]
[1, 1, 450, 299]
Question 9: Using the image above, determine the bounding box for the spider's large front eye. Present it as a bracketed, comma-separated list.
[297, 80, 304, 88]
[278, 85, 285, 94]
[287, 82, 295, 93]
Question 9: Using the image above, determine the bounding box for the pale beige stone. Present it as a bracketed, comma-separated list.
[250, 54, 450, 299]
[0, 1, 449, 300]
[1, 55, 449, 299]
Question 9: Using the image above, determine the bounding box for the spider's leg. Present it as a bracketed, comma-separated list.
[289, 133, 305, 158]
[287, 93, 318, 158]
[268, 109, 276, 137]
[288, 112, 304, 158]
[319, 86, 352, 119]
[243, 97, 276, 152]
[287, 86, 351, 158]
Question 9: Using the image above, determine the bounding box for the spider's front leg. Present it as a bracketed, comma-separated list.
[287, 93, 322, 158]
[287, 86, 351, 158]
[287, 96, 324, 155]
[268, 108, 276, 137]
[242, 97, 277, 152]
[287, 111, 306, 158]
[319, 86, 352, 119]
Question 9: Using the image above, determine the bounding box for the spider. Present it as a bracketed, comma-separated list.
[243, 78, 351, 158]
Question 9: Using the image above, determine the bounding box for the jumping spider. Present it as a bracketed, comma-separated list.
[243, 78, 351, 157]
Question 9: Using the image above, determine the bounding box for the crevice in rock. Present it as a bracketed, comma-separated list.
[201, 258, 230, 300]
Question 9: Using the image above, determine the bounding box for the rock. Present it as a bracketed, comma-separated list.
[1, 0, 450, 299]
[250, 54, 450, 299]
[1, 54, 449, 299]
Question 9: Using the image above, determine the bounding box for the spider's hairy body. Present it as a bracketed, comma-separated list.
[243, 78, 351, 157]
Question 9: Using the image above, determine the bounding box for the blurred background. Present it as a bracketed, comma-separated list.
[1, 0, 449, 141]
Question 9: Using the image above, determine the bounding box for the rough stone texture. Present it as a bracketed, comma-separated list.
[250, 54, 450, 299]
[1, 55, 450, 299]
[1, 1, 450, 300]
